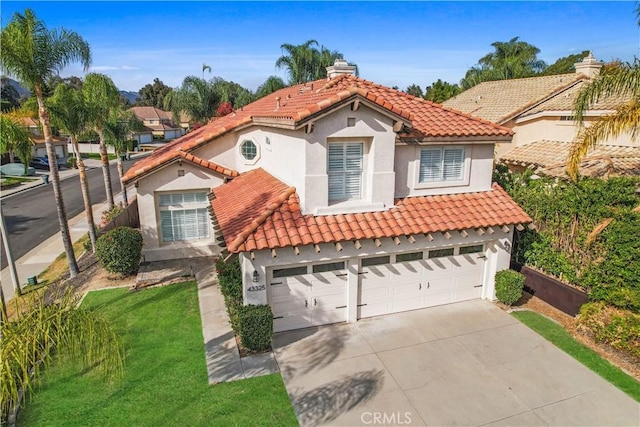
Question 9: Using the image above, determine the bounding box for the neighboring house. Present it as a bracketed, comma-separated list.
[501, 140, 640, 179]
[122, 63, 531, 332]
[443, 53, 635, 177]
[21, 117, 69, 161]
[129, 106, 185, 140]
[130, 125, 154, 145]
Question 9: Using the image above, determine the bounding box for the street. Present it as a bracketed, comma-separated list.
[0, 160, 133, 270]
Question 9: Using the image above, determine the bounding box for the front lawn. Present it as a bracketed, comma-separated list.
[512, 310, 640, 402]
[17, 282, 297, 426]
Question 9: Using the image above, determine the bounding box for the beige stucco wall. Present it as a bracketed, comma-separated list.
[137, 161, 224, 261]
[395, 143, 495, 197]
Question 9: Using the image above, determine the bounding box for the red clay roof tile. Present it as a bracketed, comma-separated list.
[212, 170, 531, 253]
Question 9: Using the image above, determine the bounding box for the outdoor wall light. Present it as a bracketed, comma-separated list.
[252, 270, 259, 282]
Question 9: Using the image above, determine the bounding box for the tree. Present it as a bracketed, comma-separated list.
[275, 40, 355, 85]
[255, 75, 286, 99]
[541, 50, 590, 76]
[210, 77, 254, 109]
[424, 79, 461, 103]
[83, 73, 120, 210]
[103, 108, 144, 206]
[404, 84, 424, 98]
[48, 82, 98, 252]
[0, 77, 21, 112]
[0, 8, 89, 277]
[568, 60, 640, 180]
[164, 76, 220, 125]
[460, 37, 546, 89]
[1, 288, 124, 422]
[137, 77, 171, 109]
[0, 113, 32, 173]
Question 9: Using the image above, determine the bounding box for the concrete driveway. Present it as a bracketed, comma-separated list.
[273, 300, 640, 426]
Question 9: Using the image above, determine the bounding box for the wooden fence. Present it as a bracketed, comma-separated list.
[98, 197, 140, 235]
[521, 266, 589, 316]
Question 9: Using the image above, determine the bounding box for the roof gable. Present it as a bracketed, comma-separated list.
[124, 75, 512, 183]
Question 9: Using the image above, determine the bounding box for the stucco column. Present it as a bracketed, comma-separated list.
[241, 253, 267, 305]
[483, 227, 514, 300]
[346, 258, 360, 322]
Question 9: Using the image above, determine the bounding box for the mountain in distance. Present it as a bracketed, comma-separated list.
[1, 76, 140, 104]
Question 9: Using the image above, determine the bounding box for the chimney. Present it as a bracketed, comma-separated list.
[326, 58, 356, 79]
[574, 52, 604, 78]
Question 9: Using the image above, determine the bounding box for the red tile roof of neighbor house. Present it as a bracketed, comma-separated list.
[211, 168, 532, 254]
[122, 75, 512, 183]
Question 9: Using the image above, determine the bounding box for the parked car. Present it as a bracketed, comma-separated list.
[0, 163, 36, 176]
[30, 157, 50, 170]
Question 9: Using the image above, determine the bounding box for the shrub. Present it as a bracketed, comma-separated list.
[238, 304, 273, 352]
[495, 269, 525, 305]
[100, 204, 124, 227]
[578, 302, 640, 362]
[95, 227, 143, 275]
[215, 256, 243, 333]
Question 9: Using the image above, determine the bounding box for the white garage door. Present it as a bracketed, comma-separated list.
[268, 262, 347, 332]
[358, 245, 485, 319]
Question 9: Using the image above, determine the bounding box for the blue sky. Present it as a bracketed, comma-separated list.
[2, 1, 639, 93]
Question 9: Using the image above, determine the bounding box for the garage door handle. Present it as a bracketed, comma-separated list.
[305, 300, 308, 307]
[314, 298, 317, 306]
[419, 283, 422, 290]
[271, 282, 283, 285]
[273, 316, 283, 320]
[477, 256, 487, 260]
[336, 305, 347, 309]
[357, 304, 368, 307]
[335, 273, 347, 277]
[474, 285, 483, 288]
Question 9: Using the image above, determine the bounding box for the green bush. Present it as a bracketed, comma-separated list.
[238, 304, 273, 352]
[578, 302, 640, 361]
[495, 269, 525, 305]
[95, 227, 143, 275]
[215, 256, 243, 333]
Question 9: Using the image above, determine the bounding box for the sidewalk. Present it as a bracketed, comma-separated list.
[1, 158, 137, 301]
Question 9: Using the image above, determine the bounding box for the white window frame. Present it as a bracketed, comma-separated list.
[328, 142, 364, 202]
[415, 145, 470, 189]
[157, 191, 211, 243]
[238, 138, 261, 165]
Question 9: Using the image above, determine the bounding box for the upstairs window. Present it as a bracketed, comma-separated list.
[328, 142, 363, 201]
[158, 192, 210, 242]
[419, 147, 465, 182]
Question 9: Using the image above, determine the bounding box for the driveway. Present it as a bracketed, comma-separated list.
[273, 300, 640, 426]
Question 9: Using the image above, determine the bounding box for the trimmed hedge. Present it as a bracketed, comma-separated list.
[495, 269, 525, 306]
[95, 227, 142, 275]
[215, 257, 243, 333]
[238, 305, 273, 352]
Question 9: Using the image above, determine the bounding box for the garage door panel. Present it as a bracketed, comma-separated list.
[269, 281, 309, 299]
[273, 313, 313, 333]
[311, 276, 347, 297]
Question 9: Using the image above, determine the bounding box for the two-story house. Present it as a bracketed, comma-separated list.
[123, 62, 531, 332]
[129, 106, 184, 141]
[443, 53, 639, 178]
[21, 117, 69, 162]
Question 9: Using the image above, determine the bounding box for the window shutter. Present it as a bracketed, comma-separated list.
[443, 148, 464, 180]
[328, 143, 363, 201]
[419, 149, 442, 182]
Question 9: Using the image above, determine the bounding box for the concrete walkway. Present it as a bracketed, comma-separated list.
[195, 264, 279, 384]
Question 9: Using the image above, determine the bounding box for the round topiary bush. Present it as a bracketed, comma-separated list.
[95, 227, 143, 275]
[495, 269, 525, 306]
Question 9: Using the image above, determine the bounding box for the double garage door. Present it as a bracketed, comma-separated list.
[268, 245, 486, 332]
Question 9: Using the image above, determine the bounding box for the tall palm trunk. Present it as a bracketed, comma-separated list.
[98, 127, 114, 209]
[116, 155, 128, 207]
[72, 136, 98, 252]
[35, 86, 79, 278]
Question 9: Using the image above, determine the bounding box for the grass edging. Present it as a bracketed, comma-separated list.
[512, 310, 640, 402]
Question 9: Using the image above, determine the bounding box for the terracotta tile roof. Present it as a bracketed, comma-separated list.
[211, 169, 532, 254]
[129, 106, 172, 121]
[500, 140, 640, 178]
[124, 75, 512, 183]
[443, 73, 584, 123]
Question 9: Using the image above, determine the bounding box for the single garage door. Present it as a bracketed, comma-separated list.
[358, 244, 485, 319]
[269, 261, 347, 332]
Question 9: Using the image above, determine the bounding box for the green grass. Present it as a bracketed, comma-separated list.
[79, 153, 118, 161]
[18, 283, 297, 426]
[512, 310, 640, 402]
[0, 176, 36, 186]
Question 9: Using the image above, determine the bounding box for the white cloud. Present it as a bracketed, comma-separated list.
[90, 65, 140, 72]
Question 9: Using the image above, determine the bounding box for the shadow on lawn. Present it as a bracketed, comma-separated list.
[291, 369, 385, 427]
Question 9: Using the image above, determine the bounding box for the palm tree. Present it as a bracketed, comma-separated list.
[276, 40, 320, 85]
[567, 60, 640, 180]
[83, 73, 121, 210]
[0, 9, 89, 278]
[48, 83, 98, 252]
[255, 76, 286, 99]
[164, 76, 220, 125]
[0, 113, 33, 173]
[103, 108, 144, 206]
[1, 288, 124, 422]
